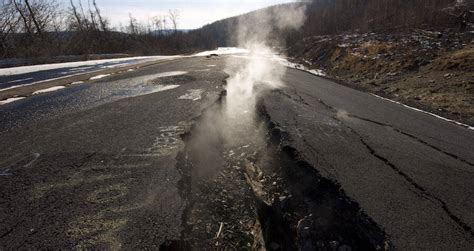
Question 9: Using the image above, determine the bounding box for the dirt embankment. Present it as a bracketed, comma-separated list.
[288, 29, 474, 125]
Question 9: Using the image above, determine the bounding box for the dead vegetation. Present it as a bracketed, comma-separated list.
[288, 30, 473, 124]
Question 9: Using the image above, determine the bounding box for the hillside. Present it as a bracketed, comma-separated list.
[185, 0, 471, 48]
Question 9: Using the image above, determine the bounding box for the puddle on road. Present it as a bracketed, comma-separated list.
[110, 84, 180, 99]
[105, 71, 194, 99]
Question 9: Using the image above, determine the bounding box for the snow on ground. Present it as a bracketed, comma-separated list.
[232, 53, 327, 77]
[33, 86, 66, 95]
[0, 97, 25, 105]
[70, 81, 84, 85]
[0, 55, 182, 76]
[155, 71, 188, 78]
[152, 85, 180, 94]
[0, 48, 246, 78]
[179, 89, 204, 101]
[278, 57, 326, 77]
[0, 72, 89, 92]
[307, 69, 326, 76]
[90, 74, 111, 80]
[194, 47, 249, 57]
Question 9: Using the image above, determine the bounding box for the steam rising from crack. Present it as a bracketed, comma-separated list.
[225, 4, 307, 137]
[188, 4, 307, 177]
[178, 6, 308, 248]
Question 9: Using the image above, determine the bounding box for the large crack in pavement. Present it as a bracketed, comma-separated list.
[296, 89, 474, 168]
[304, 93, 474, 238]
[348, 115, 474, 168]
[163, 90, 389, 250]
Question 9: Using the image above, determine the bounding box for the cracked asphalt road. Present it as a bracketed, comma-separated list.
[262, 69, 474, 250]
[0, 55, 473, 249]
[0, 56, 225, 249]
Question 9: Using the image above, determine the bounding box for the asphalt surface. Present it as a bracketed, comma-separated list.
[0, 55, 473, 249]
[262, 69, 474, 250]
[0, 56, 225, 249]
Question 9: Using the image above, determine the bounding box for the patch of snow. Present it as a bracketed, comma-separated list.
[155, 71, 187, 78]
[194, 47, 249, 56]
[152, 85, 180, 94]
[33, 86, 66, 95]
[372, 94, 474, 131]
[127, 69, 135, 72]
[70, 81, 84, 85]
[0, 55, 182, 76]
[278, 57, 326, 77]
[90, 74, 111, 80]
[307, 69, 326, 76]
[0, 97, 25, 105]
[343, 34, 359, 39]
[233, 52, 326, 77]
[0, 72, 89, 92]
[179, 89, 204, 101]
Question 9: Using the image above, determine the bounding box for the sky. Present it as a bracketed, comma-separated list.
[87, 0, 298, 30]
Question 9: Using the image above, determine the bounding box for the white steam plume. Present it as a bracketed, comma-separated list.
[223, 3, 307, 144]
[187, 3, 307, 179]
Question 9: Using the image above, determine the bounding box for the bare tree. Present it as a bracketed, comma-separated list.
[93, 0, 107, 32]
[24, 0, 42, 34]
[87, 0, 98, 31]
[69, 0, 84, 31]
[0, 1, 19, 35]
[0, 0, 20, 57]
[13, 0, 32, 35]
[128, 13, 138, 35]
[168, 9, 179, 33]
[152, 15, 169, 36]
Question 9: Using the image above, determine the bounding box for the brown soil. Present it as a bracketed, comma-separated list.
[288, 29, 474, 125]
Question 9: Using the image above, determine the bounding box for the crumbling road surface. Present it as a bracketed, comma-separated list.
[0, 55, 473, 250]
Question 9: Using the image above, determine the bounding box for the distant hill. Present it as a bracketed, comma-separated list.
[182, 0, 472, 50]
[2, 0, 470, 60]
